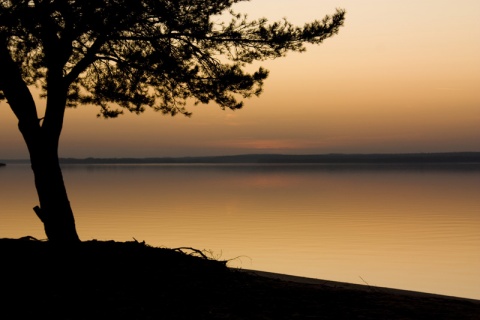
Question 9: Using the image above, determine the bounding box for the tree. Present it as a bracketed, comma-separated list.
[0, 0, 345, 244]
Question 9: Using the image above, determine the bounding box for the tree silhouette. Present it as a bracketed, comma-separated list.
[0, 0, 345, 244]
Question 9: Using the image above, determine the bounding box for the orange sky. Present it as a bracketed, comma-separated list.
[1, 0, 479, 158]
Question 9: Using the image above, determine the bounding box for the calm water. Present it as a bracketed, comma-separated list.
[1, 163, 479, 299]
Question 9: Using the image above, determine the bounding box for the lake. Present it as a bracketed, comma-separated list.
[1, 163, 479, 299]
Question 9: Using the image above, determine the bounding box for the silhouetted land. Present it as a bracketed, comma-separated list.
[60, 152, 480, 164]
[3, 152, 480, 165]
[1, 238, 479, 319]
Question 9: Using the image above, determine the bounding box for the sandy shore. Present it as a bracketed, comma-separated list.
[242, 269, 479, 301]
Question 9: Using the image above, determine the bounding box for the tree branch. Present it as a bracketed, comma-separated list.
[0, 39, 39, 128]
[64, 37, 106, 85]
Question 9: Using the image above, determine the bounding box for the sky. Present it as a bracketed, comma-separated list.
[1, 0, 479, 159]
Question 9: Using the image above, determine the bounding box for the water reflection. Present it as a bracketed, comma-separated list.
[1, 164, 479, 299]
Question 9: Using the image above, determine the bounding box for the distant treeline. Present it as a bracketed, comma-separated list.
[2, 153, 480, 165]
[54, 152, 480, 164]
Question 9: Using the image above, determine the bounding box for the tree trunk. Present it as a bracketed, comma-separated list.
[29, 144, 80, 244]
[20, 93, 81, 244]
[17, 116, 80, 244]
[14, 116, 80, 244]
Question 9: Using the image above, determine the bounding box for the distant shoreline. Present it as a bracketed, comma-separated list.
[2, 152, 480, 165]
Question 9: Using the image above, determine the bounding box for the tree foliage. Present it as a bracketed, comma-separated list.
[1, 0, 345, 118]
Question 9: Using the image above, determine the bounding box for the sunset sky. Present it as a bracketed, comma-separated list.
[1, 0, 479, 159]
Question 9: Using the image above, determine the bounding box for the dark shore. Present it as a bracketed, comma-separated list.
[1, 238, 479, 319]
[4, 152, 479, 165]
[58, 152, 480, 164]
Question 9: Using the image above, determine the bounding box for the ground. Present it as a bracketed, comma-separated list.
[1, 238, 479, 319]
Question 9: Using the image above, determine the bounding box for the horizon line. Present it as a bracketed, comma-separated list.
[2, 151, 480, 164]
